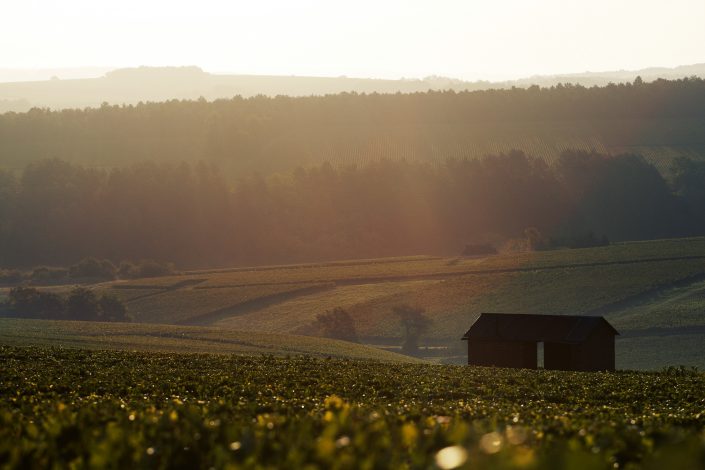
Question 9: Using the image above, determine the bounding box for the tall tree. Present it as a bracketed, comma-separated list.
[393, 305, 432, 355]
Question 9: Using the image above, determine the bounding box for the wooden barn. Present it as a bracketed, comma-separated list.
[461, 313, 619, 371]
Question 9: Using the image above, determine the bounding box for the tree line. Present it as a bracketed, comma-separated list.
[1, 287, 130, 322]
[1, 77, 705, 176]
[0, 258, 176, 285]
[1, 150, 704, 269]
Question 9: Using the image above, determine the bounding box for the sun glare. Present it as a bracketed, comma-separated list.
[1, 0, 704, 80]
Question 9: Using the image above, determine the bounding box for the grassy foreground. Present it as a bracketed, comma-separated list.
[1, 346, 704, 469]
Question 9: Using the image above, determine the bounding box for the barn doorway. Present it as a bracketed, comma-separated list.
[537, 341, 544, 369]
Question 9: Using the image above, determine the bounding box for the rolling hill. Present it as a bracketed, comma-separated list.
[0, 318, 419, 362]
[4, 237, 705, 370]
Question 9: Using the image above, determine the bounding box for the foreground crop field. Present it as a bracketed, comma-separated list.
[1, 346, 704, 469]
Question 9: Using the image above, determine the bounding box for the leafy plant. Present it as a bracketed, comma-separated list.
[1, 346, 704, 469]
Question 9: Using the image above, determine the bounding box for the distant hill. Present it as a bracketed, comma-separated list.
[1, 63, 705, 112]
[0, 67, 115, 83]
[0, 66, 478, 112]
[507, 63, 705, 88]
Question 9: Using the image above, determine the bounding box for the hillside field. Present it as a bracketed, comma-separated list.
[3, 237, 705, 369]
[0, 318, 418, 363]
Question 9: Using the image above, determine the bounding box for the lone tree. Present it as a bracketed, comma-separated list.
[393, 304, 432, 355]
[314, 307, 358, 343]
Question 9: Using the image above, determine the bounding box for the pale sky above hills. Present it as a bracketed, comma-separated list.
[3, 0, 705, 81]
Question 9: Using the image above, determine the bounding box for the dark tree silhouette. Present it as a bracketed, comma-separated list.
[314, 307, 358, 343]
[0, 148, 703, 268]
[66, 288, 101, 321]
[4, 286, 129, 322]
[393, 305, 432, 355]
[69, 258, 117, 280]
[671, 157, 705, 232]
[99, 293, 130, 322]
[7, 287, 65, 320]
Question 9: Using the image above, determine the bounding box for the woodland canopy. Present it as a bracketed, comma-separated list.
[0, 150, 701, 269]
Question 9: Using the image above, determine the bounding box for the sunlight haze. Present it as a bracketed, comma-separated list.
[5, 1, 705, 467]
[3, 0, 705, 80]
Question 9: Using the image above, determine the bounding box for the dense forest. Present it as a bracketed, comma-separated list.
[1, 77, 705, 176]
[2, 79, 705, 268]
[0, 150, 703, 269]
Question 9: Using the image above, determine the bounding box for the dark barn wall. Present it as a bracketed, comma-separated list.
[544, 342, 577, 370]
[467, 339, 537, 369]
[575, 327, 616, 371]
[464, 317, 617, 371]
[545, 337, 615, 371]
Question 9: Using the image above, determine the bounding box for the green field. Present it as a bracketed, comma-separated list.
[4, 237, 705, 369]
[2, 346, 704, 469]
[3, 237, 705, 468]
[0, 318, 418, 363]
[103, 282, 333, 325]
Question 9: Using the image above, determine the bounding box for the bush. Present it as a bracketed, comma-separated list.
[548, 231, 610, 249]
[69, 258, 117, 280]
[31, 266, 69, 282]
[119, 259, 176, 279]
[501, 227, 550, 253]
[66, 287, 101, 321]
[118, 261, 137, 279]
[461, 244, 498, 256]
[136, 259, 175, 278]
[99, 293, 131, 322]
[313, 307, 358, 342]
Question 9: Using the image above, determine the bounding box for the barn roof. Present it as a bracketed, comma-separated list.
[461, 313, 619, 344]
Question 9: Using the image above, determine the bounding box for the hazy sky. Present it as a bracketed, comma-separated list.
[3, 0, 705, 80]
